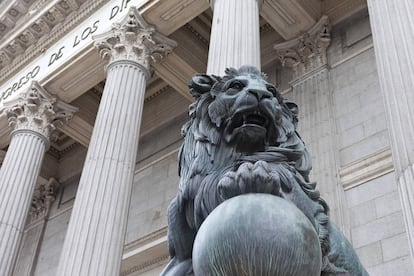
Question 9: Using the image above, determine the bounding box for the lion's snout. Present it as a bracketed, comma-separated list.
[246, 87, 273, 100]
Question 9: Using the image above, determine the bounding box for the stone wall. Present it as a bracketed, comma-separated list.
[33, 211, 71, 276]
[125, 151, 179, 244]
[328, 10, 412, 274]
[346, 173, 412, 275]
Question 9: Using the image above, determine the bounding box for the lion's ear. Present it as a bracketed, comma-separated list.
[188, 74, 217, 99]
[285, 101, 299, 128]
[285, 101, 298, 117]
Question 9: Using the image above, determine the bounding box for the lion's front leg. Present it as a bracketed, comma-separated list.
[218, 160, 282, 200]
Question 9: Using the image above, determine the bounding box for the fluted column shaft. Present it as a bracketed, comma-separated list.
[0, 81, 76, 276]
[56, 7, 176, 276]
[57, 61, 147, 276]
[0, 131, 46, 276]
[207, 0, 261, 75]
[290, 67, 344, 229]
[367, 0, 414, 260]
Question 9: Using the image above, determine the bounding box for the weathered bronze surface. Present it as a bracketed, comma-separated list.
[161, 66, 368, 276]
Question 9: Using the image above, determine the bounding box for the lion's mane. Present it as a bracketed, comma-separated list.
[175, 67, 330, 256]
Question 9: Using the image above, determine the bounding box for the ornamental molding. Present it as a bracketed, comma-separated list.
[121, 254, 169, 276]
[28, 178, 60, 223]
[0, 0, 108, 84]
[340, 147, 394, 190]
[93, 6, 177, 72]
[274, 15, 330, 79]
[2, 81, 78, 142]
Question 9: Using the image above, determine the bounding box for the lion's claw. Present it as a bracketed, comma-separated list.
[218, 161, 281, 200]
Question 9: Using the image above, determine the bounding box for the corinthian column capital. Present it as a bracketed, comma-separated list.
[29, 178, 59, 223]
[2, 81, 78, 144]
[93, 7, 177, 74]
[274, 15, 330, 79]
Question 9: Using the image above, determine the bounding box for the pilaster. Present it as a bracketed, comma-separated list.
[367, 0, 414, 261]
[207, 0, 261, 75]
[274, 17, 346, 229]
[0, 82, 76, 276]
[13, 178, 59, 276]
[57, 7, 176, 276]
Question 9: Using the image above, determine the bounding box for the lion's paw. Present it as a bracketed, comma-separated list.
[218, 161, 281, 200]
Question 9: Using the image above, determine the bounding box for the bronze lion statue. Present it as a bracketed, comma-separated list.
[161, 66, 368, 276]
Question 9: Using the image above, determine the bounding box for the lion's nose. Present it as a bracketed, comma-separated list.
[247, 89, 272, 100]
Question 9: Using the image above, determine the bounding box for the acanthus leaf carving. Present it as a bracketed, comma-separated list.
[274, 15, 331, 78]
[1, 81, 78, 143]
[29, 178, 60, 223]
[93, 7, 177, 72]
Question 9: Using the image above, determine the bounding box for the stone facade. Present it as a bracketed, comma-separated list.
[0, 0, 412, 275]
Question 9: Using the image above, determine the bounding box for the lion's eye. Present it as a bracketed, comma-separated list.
[229, 81, 244, 90]
[266, 85, 277, 96]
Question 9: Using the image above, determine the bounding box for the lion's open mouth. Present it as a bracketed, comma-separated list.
[229, 109, 269, 130]
[224, 108, 272, 152]
[243, 113, 267, 127]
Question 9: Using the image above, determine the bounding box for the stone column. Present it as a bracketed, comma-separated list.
[56, 8, 176, 276]
[0, 82, 76, 276]
[367, 0, 414, 260]
[274, 17, 346, 229]
[207, 0, 262, 75]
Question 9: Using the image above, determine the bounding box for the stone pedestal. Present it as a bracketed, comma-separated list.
[274, 17, 346, 228]
[367, 0, 414, 260]
[56, 8, 176, 276]
[0, 82, 76, 276]
[207, 0, 262, 75]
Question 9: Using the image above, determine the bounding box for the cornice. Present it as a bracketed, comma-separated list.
[185, 23, 209, 46]
[0, 0, 109, 85]
[49, 140, 81, 159]
[144, 85, 170, 103]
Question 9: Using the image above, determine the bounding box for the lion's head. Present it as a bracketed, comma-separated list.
[186, 66, 295, 153]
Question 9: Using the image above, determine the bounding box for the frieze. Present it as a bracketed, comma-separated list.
[0, 0, 108, 92]
[0, 0, 148, 104]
